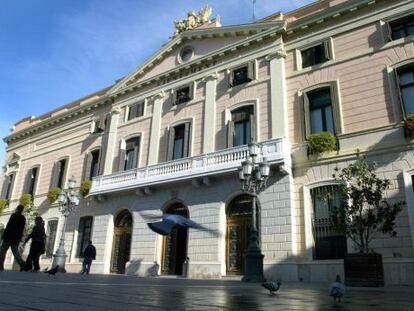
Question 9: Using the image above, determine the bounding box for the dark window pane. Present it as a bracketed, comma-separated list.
[308, 88, 334, 134]
[28, 167, 38, 196]
[399, 71, 414, 85]
[301, 44, 327, 68]
[390, 15, 414, 40]
[402, 86, 414, 115]
[231, 106, 253, 146]
[232, 66, 250, 86]
[175, 87, 191, 105]
[57, 159, 66, 189]
[124, 137, 140, 170]
[324, 106, 334, 133]
[77, 217, 93, 257]
[90, 150, 100, 179]
[173, 125, 185, 160]
[5, 174, 14, 200]
[310, 109, 323, 133]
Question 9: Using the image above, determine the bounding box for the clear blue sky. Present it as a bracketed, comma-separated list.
[0, 0, 315, 165]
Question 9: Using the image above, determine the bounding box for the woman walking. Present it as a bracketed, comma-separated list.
[23, 216, 46, 272]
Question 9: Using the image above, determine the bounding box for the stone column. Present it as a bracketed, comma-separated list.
[266, 48, 288, 139]
[102, 107, 121, 175]
[147, 91, 165, 165]
[202, 73, 218, 154]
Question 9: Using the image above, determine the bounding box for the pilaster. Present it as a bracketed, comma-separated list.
[266, 48, 288, 139]
[102, 107, 120, 175]
[202, 73, 218, 154]
[148, 91, 165, 165]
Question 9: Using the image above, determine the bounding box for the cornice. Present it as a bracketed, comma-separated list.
[266, 48, 287, 61]
[108, 22, 286, 99]
[3, 96, 112, 145]
[202, 72, 219, 82]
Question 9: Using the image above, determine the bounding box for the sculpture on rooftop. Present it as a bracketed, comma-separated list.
[173, 6, 213, 37]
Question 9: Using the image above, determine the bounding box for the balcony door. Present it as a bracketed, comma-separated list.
[226, 195, 254, 276]
[111, 210, 132, 274]
[161, 203, 188, 275]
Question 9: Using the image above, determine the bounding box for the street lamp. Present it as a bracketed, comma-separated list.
[52, 176, 80, 272]
[239, 143, 270, 282]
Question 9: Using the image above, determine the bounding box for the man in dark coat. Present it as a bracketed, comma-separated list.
[81, 240, 96, 275]
[0, 205, 26, 270]
[23, 216, 46, 272]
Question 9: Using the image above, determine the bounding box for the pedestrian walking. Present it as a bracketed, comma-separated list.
[23, 216, 46, 272]
[82, 240, 96, 275]
[0, 205, 26, 271]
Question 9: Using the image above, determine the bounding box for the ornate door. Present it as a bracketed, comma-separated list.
[111, 210, 132, 274]
[161, 203, 188, 275]
[226, 195, 254, 276]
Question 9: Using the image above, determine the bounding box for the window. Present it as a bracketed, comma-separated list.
[301, 41, 331, 69]
[118, 137, 140, 171]
[173, 83, 195, 106]
[92, 115, 108, 134]
[229, 62, 255, 87]
[51, 158, 67, 189]
[26, 166, 39, 197]
[308, 88, 334, 134]
[84, 149, 101, 180]
[167, 123, 191, 160]
[44, 220, 58, 258]
[127, 102, 144, 121]
[396, 66, 414, 116]
[76, 216, 93, 257]
[389, 14, 414, 40]
[1, 173, 15, 200]
[310, 185, 347, 260]
[227, 106, 255, 147]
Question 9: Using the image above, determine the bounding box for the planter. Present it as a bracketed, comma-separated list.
[344, 253, 384, 287]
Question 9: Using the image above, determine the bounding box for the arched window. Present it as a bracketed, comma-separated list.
[115, 210, 133, 228]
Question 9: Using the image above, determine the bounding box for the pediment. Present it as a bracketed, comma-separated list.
[108, 21, 285, 95]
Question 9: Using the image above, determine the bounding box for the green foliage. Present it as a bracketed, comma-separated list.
[307, 131, 337, 155]
[404, 114, 414, 135]
[332, 155, 404, 253]
[0, 199, 8, 212]
[80, 180, 92, 197]
[47, 187, 61, 204]
[23, 202, 39, 236]
[19, 193, 33, 207]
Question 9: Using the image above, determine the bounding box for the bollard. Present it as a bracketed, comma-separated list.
[182, 257, 190, 278]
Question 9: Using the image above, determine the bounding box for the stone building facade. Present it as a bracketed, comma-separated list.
[1, 0, 414, 284]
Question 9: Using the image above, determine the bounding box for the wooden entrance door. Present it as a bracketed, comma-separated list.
[226, 195, 254, 276]
[111, 210, 132, 274]
[161, 203, 188, 275]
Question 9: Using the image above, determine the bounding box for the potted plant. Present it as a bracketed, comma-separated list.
[47, 187, 61, 204]
[333, 155, 404, 287]
[307, 131, 337, 155]
[0, 199, 8, 212]
[80, 180, 92, 197]
[403, 114, 414, 137]
[19, 193, 33, 207]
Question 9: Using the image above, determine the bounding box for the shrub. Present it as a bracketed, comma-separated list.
[47, 187, 61, 204]
[80, 180, 92, 197]
[0, 199, 8, 212]
[307, 131, 337, 155]
[19, 193, 33, 207]
[403, 114, 414, 136]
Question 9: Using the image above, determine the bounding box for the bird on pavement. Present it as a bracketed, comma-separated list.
[44, 265, 59, 275]
[262, 280, 281, 295]
[140, 212, 219, 236]
[329, 275, 345, 303]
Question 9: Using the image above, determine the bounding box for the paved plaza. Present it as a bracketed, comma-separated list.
[0, 271, 413, 310]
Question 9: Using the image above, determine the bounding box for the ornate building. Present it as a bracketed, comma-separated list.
[1, 0, 414, 284]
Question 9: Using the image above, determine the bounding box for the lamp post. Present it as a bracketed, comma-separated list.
[238, 143, 270, 282]
[52, 176, 80, 272]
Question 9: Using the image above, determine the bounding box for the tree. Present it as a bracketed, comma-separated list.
[333, 155, 404, 254]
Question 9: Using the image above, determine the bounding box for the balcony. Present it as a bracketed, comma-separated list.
[90, 138, 291, 195]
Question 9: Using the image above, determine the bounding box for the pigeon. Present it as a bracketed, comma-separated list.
[141, 212, 218, 236]
[262, 280, 281, 295]
[329, 275, 345, 303]
[44, 265, 59, 275]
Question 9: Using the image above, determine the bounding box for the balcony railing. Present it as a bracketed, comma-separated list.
[90, 138, 290, 195]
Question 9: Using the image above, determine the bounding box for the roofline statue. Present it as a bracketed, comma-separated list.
[172, 6, 213, 37]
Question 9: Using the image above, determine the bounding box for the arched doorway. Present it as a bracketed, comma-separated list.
[111, 210, 132, 274]
[161, 203, 188, 275]
[226, 194, 255, 276]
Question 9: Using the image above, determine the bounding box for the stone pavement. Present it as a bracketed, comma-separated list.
[0, 271, 413, 310]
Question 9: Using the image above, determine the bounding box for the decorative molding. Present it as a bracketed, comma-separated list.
[153, 91, 166, 100]
[110, 107, 121, 115]
[202, 72, 219, 82]
[266, 48, 287, 61]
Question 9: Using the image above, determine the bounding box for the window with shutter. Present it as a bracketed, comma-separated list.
[175, 86, 191, 105]
[56, 159, 67, 189]
[231, 106, 254, 146]
[232, 66, 250, 86]
[389, 14, 414, 40]
[310, 185, 347, 260]
[307, 88, 334, 135]
[76, 216, 93, 257]
[396, 66, 414, 116]
[44, 220, 58, 258]
[301, 42, 329, 69]
[124, 137, 140, 170]
[88, 150, 101, 179]
[27, 167, 39, 197]
[127, 102, 145, 121]
[3, 174, 15, 200]
[172, 124, 185, 160]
